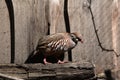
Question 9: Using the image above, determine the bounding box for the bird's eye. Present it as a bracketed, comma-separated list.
[71, 34, 75, 38]
[71, 35, 74, 38]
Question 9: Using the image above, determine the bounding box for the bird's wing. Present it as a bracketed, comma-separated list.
[38, 33, 69, 51]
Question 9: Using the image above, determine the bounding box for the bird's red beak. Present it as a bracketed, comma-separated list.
[78, 38, 83, 43]
[77, 38, 83, 43]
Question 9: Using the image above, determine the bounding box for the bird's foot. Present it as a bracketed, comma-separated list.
[57, 60, 68, 64]
[43, 58, 51, 65]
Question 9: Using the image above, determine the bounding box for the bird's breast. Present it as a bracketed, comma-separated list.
[68, 38, 77, 50]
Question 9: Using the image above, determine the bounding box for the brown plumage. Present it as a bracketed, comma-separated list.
[25, 32, 83, 64]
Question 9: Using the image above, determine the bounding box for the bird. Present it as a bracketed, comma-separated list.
[25, 32, 83, 64]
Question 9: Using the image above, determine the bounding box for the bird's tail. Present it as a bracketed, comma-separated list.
[25, 49, 44, 64]
[24, 50, 36, 63]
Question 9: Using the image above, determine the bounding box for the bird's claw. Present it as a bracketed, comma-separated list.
[57, 60, 68, 64]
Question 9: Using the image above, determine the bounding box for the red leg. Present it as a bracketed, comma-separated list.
[43, 58, 49, 64]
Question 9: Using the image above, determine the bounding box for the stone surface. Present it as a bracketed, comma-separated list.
[0, 62, 95, 80]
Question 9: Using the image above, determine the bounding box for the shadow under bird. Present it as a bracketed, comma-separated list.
[25, 32, 83, 64]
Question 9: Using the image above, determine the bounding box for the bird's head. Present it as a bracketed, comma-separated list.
[70, 32, 83, 43]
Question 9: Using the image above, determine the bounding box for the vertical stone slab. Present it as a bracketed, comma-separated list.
[0, 0, 11, 63]
[13, 0, 47, 63]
